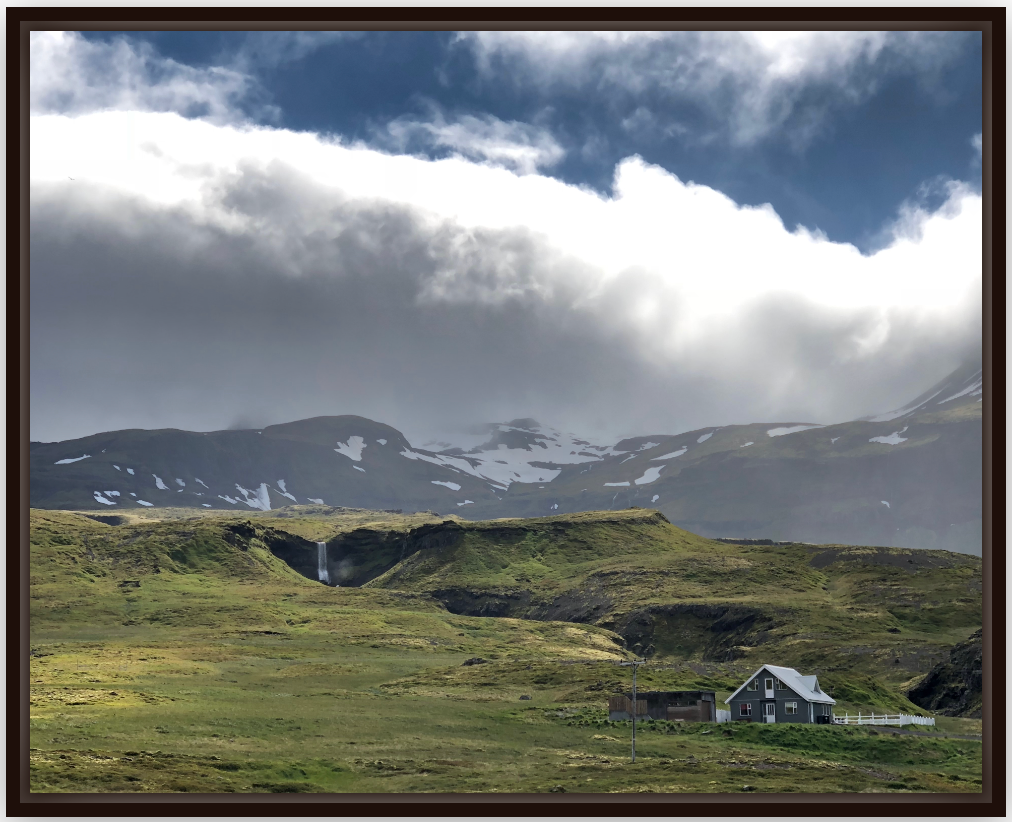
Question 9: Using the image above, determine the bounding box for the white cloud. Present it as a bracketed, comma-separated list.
[29, 104, 980, 441]
[384, 108, 565, 174]
[30, 109, 980, 346]
[30, 31, 261, 124]
[459, 31, 969, 147]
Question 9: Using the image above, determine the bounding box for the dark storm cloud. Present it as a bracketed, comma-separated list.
[30, 170, 645, 443]
[29, 159, 980, 446]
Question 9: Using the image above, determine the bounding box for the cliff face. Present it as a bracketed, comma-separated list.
[907, 628, 982, 717]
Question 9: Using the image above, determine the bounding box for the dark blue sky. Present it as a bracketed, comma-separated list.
[81, 30, 982, 251]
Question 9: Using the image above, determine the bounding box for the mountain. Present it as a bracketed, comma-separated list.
[30, 361, 983, 554]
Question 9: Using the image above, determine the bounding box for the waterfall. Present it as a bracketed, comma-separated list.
[317, 542, 330, 584]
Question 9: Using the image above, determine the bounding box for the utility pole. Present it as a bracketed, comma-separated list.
[619, 658, 646, 762]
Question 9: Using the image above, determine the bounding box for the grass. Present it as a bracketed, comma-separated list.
[27, 508, 982, 793]
[364, 509, 980, 689]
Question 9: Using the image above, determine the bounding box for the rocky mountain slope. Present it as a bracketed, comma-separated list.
[30, 360, 983, 554]
[907, 628, 983, 718]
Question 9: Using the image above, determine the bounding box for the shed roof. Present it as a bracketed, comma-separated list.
[725, 664, 836, 705]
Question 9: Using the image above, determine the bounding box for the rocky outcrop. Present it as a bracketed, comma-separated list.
[907, 628, 982, 717]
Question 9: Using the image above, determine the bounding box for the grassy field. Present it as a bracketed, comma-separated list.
[27, 508, 982, 793]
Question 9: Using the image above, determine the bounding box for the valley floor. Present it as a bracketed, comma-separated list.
[29, 628, 982, 794]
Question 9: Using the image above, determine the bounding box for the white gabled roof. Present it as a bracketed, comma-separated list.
[725, 664, 836, 705]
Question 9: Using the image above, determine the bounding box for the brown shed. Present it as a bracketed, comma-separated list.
[608, 690, 717, 722]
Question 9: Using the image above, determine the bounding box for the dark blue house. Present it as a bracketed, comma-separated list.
[726, 664, 836, 724]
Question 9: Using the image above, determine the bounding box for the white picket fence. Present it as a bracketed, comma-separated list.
[833, 712, 935, 727]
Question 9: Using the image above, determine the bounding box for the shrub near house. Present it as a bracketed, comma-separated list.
[727, 664, 836, 724]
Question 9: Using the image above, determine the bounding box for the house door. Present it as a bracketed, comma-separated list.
[763, 702, 776, 724]
[764, 677, 775, 698]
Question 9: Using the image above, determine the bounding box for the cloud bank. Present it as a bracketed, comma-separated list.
[29, 32, 981, 445]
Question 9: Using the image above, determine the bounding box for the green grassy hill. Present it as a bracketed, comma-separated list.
[359, 509, 980, 689]
[28, 507, 982, 793]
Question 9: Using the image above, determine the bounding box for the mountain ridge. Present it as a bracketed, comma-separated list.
[30, 361, 983, 554]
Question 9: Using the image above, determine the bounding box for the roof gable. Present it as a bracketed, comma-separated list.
[725, 664, 836, 705]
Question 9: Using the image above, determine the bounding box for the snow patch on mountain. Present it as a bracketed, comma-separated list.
[93, 491, 116, 505]
[697, 432, 713, 443]
[235, 483, 271, 510]
[604, 481, 630, 487]
[308, 498, 323, 504]
[634, 466, 665, 485]
[881, 501, 891, 508]
[275, 480, 297, 502]
[740, 442, 754, 448]
[136, 499, 153, 507]
[457, 500, 474, 506]
[335, 436, 367, 461]
[767, 425, 824, 437]
[651, 447, 687, 460]
[376, 439, 387, 445]
[126, 468, 135, 475]
[195, 478, 208, 488]
[153, 475, 169, 490]
[175, 478, 185, 487]
[938, 373, 983, 404]
[55, 454, 90, 464]
[431, 480, 462, 491]
[870, 427, 908, 445]
[651, 495, 660, 502]
[113, 465, 121, 471]
[353, 465, 365, 472]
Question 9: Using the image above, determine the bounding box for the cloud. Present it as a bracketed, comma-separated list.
[29, 110, 980, 443]
[29, 31, 268, 124]
[228, 31, 363, 71]
[382, 106, 565, 174]
[459, 30, 972, 148]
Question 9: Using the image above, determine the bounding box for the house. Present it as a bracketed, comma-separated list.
[608, 690, 718, 722]
[726, 664, 835, 724]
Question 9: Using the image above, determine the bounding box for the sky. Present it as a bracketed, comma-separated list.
[29, 29, 983, 445]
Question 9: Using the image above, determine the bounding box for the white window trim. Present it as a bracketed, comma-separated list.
[785, 701, 798, 715]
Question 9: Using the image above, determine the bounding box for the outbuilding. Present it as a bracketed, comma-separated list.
[608, 690, 718, 722]
[726, 664, 835, 724]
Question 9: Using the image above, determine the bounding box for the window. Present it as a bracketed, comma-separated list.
[746, 679, 758, 691]
[740, 703, 752, 717]
[785, 702, 797, 715]
[776, 678, 788, 690]
[764, 678, 774, 692]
